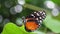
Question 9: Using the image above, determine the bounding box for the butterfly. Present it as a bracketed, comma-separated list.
[22, 10, 46, 32]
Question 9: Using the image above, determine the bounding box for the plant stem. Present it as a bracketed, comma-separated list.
[23, 3, 50, 11]
[23, 3, 45, 11]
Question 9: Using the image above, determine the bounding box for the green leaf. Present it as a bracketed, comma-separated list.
[52, 0, 60, 6]
[2, 22, 36, 34]
[44, 14, 60, 33]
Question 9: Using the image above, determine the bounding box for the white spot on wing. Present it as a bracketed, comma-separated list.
[36, 18, 38, 20]
[42, 16, 45, 19]
[39, 17, 42, 19]
[39, 11, 42, 14]
[36, 13, 40, 16]
[39, 20, 42, 24]
[34, 12, 36, 13]
[43, 12, 46, 15]
[31, 14, 34, 16]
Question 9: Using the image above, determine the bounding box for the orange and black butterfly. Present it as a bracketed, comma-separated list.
[22, 10, 46, 32]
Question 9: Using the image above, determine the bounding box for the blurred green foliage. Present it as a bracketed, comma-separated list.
[44, 13, 60, 33]
[52, 0, 60, 6]
[1, 0, 60, 34]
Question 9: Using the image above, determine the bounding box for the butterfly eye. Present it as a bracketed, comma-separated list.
[22, 16, 26, 23]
